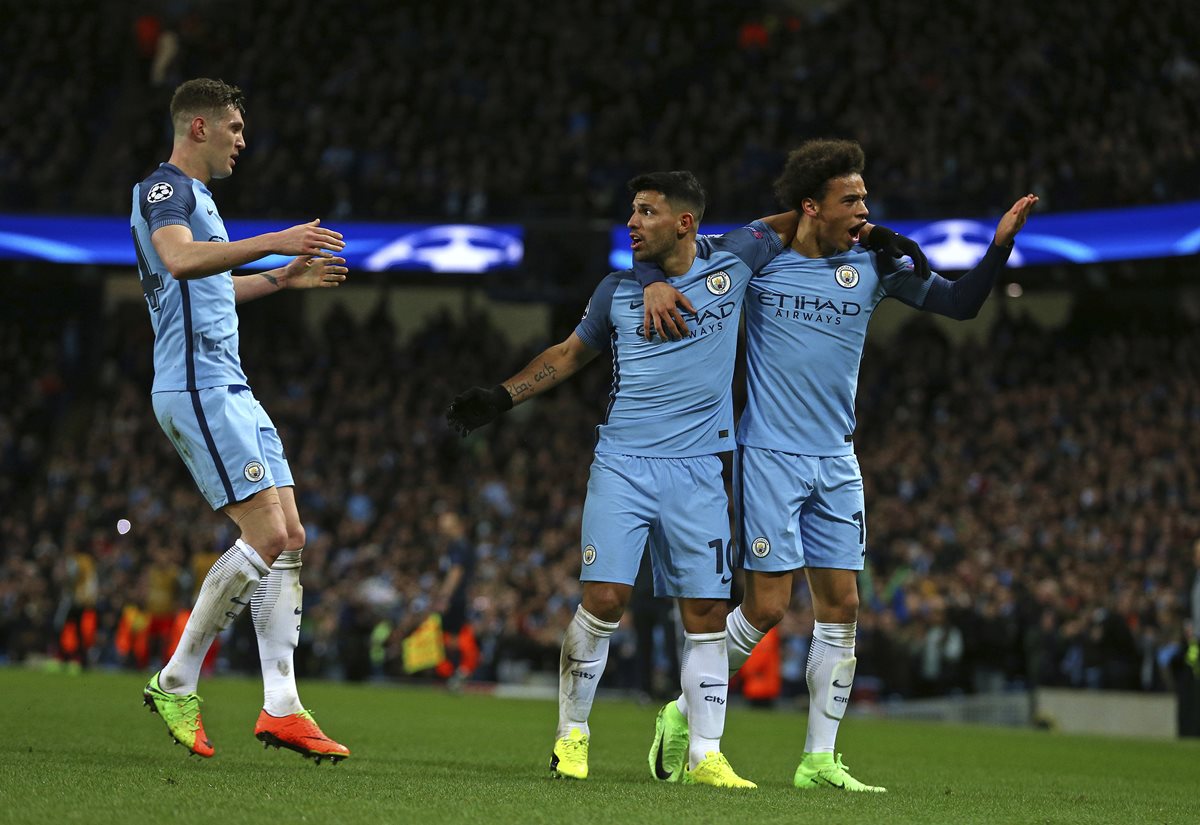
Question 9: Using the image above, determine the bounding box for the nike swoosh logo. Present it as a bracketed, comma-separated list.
[818, 776, 846, 788]
[699, 681, 726, 689]
[720, 575, 732, 584]
[653, 737, 672, 780]
[206, 208, 215, 216]
[629, 301, 644, 309]
[294, 607, 302, 615]
[832, 680, 852, 689]
[231, 597, 250, 606]
[567, 656, 600, 665]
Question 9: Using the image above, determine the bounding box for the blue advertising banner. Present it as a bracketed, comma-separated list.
[0, 216, 524, 274]
[608, 201, 1200, 272]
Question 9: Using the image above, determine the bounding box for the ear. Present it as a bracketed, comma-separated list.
[190, 116, 207, 141]
[677, 211, 696, 234]
[801, 197, 819, 218]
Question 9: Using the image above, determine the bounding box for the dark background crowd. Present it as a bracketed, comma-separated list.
[4, 0, 1199, 222]
[1, 0, 1198, 720]
[2, 274, 1198, 706]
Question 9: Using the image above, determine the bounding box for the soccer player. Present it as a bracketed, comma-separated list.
[132, 78, 351, 762]
[447, 171, 796, 788]
[639, 139, 1037, 791]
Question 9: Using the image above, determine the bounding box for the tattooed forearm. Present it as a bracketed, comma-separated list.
[533, 361, 558, 383]
[259, 271, 279, 287]
[507, 380, 534, 400]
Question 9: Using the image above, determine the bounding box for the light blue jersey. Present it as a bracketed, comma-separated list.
[131, 163, 247, 393]
[575, 221, 781, 457]
[738, 247, 933, 456]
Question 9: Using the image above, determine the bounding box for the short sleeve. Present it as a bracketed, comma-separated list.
[574, 272, 622, 351]
[139, 176, 196, 233]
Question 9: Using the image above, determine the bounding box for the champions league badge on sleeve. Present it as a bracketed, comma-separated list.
[146, 182, 174, 203]
[835, 265, 859, 289]
[706, 270, 731, 295]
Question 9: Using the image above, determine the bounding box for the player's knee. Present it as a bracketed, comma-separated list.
[286, 523, 306, 551]
[582, 586, 628, 622]
[244, 526, 289, 564]
[743, 599, 787, 631]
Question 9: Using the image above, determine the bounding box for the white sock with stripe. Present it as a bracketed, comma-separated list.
[251, 549, 304, 716]
[160, 539, 269, 694]
[804, 621, 857, 753]
[681, 630, 728, 768]
[556, 606, 619, 739]
[675, 606, 764, 717]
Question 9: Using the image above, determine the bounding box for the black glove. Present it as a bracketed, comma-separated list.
[863, 224, 930, 281]
[446, 385, 513, 436]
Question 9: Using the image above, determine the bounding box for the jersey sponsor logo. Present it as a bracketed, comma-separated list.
[582, 544, 597, 565]
[636, 300, 737, 340]
[751, 537, 771, 558]
[835, 264, 860, 288]
[146, 182, 174, 203]
[756, 292, 862, 325]
[706, 270, 731, 295]
[243, 461, 265, 483]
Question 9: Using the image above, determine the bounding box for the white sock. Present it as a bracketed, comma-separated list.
[251, 549, 304, 716]
[676, 606, 764, 717]
[557, 606, 618, 739]
[804, 621, 857, 754]
[160, 539, 269, 694]
[681, 630, 728, 769]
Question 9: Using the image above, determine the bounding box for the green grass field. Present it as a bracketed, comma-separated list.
[0, 668, 1196, 825]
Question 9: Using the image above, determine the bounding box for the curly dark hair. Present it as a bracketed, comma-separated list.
[170, 78, 246, 132]
[773, 139, 865, 210]
[627, 170, 706, 223]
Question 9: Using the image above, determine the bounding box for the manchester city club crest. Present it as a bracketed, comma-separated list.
[244, 461, 265, 483]
[706, 270, 731, 295]
[146, 182, 174, 203]
[751, 537, 771, 558]
[835, 264, 859, 289]
[582, 544, 597, 565]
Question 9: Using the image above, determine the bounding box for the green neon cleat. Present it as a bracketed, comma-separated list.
[142, 671, 214, 758]
[648, 701, 689, 782]
[682, 751, 757, 789]
[793, 752, 886, 792]
[549, 727, 589, 779]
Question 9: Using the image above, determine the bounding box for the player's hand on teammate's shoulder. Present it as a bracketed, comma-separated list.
[994, 194, 1039, 248]
[278, 250, 348, 289]
[643, 282, 696, 341]
[275, 218, 346, 256]
[862, 223, 931, 280]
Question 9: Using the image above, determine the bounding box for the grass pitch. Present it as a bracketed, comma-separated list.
[0, 668, 1196, 824]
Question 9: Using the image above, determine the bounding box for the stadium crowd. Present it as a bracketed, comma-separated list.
[2, 290, 1197, 705]
[5, 0, 1199, 222]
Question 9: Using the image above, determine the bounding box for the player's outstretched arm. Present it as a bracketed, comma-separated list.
[921, 194, 1039, 321]
[151, 218, 346, 280]
[446, 332, 598, 436]
[233, 251, 349, 303]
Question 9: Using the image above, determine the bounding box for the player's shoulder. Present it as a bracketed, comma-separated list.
[136, 164, 197, 211]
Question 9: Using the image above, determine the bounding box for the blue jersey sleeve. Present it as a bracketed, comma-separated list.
[880, 254, 934, 308]
[574, 272, 622, 351]
[704, 220, 783, 274]
[139, 174, 196, 233]
[633, 220, 783, 287]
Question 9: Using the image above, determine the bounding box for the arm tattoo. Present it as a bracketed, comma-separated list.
[508, 380, 533, 400]
[258, 271, 279, 287]
[533, 361, 558, 383]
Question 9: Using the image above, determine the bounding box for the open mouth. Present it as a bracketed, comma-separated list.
[849, 222, 867, 244]
[630, 233, 643, 251]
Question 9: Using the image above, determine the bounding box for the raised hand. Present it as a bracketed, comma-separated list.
[994, 194, 1039, 248]
[275, 218, 346, 256]
[446, 385, 513, 436]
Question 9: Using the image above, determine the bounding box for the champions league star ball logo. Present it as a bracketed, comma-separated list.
[751, 537, 771, 558]
[706, 270, 731, 295]
[146, 182, 174, 203]
[835, 265, 859, 289]
[582, 545, 597, 565]
[243, 461, 265, 483]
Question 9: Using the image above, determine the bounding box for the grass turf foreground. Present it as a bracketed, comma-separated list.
[0, 668, 1197, 825]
